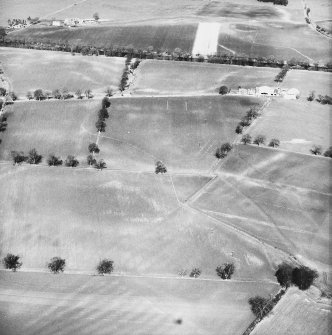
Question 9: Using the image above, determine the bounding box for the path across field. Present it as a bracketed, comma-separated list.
[192, 22, 221, 56]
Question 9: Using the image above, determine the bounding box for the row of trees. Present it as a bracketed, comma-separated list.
[274, 65, 289, 83]
[307, 91, 332, 105]
[3, 253, 114, 275]
[235, 106, 261, 135]
[257, 0, 288, 5]
[28, 88, 93, 101]
[247, 262, 318, 325]
[241, 134, 280, 147]
[179, 262, 235, 279]
[2, 36, 331, 72]
[310, 145, 332, 158]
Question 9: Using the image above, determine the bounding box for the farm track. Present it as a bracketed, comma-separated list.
[0, 268, 277, 285]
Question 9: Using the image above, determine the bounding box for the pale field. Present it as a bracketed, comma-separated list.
[0, 165, 287, 280]
[0, 272, 279, 335]
[251, 287, 332, 335]
[132, 60, 279, 95]
[219, 145, 331, 194]
[282, 69, 332, 98]
[0, 47, 125, 97]
[0, 100, 98, 163]
[193, 172, 331, 271]
[98, 96, 262, 173]
[248, 99, 331, 155]
[306, 0, 332, 21]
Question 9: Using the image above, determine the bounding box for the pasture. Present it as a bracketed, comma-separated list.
[247, 99, 331, 155]
[0, 47, 125, 98]
[306, 0, 332, 22]
[0, 100, 98, 163]
[0, 272, 279, 335]
[251, 287, 332, 335]
[132, 60, 279, 95]
[0, 164, 286, 280]
[98, 96, 262, 173]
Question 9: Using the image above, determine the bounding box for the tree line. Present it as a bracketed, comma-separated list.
[3, 253, 114, 275]
[1, 37, 332, 72]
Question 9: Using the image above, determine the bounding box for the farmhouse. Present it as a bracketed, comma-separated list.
[64, 18, 83, 26]
[256, 86, 279, 96]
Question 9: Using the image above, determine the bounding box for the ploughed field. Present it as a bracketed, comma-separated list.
[0, 47, 125, 98]
[132, 60, 279, 95]
[0, 272, 279, 335]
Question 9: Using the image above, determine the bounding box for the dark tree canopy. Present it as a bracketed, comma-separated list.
[310, 145, 322, 155]
[292, 266, 318, 290]
[216, 263, 235, 279]
[241, 134, 252, 144]
[95, 159, 107, 170]
[11, 151, 26, 164]
[64, 155, 79, 167]
[235, 124, 243, 134]
[48, 257, 66, 274]
[88, 143, 100, 154]
[248, 296, 273, 318]
[275, 263, 293, 287]
[323, 147, 332, 158]
[27, 148, 42, 164]
[34, 89, 45, 100]
[87, 154, 97, 166]
[98, 108, 109, 120]
[253, 135, 266, 146]
[189, 268, 201, 278]
[155, 161, 167, 174]
[47, 154, 63, 166]
[269, 138, 280, 147]
[97, 259, 114, 274]
[219, 85, 229, 95]
[96, 119, 106, 132]
[101, 97, 111, 109]
[3, 253, 22, 272]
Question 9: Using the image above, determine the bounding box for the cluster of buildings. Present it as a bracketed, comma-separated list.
[52, 18, 98, 27]
[231, 86, 300, 100]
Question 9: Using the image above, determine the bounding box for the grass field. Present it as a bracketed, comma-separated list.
[0, 164, 287, 280]
[0, 271, 279, 335]
[247, 99, 331, 155]
[306, 0, 332, 21]
[282, 69, 332, 98]
[98, 96, 262, 173]
[251, 286, 332, 335]
[132, 60, 279, 95]
[0, 100, 98, 163]
[8, 24, 198, 52]
[0, 47, 125, 97]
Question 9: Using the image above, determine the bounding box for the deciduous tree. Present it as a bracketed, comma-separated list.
[48, 257, 66, 273]
[241, 134, 252, 145]
[97, 259, 114, 274]
[64, 155, 79, 167]
[3, 253, 22, 272]
[253, 135, 266, 146]
[27, 148, 42, 164]
[47, 154, 63, 166]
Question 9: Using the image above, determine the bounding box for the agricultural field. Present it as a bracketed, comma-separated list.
[282, 69, 332, 98]
[219, 145, 331, 194]
[132, 60, 279, 95]
[218, 21, 332, 64]
[251, 286, 332, 335]
[98, 96, 262, 173]
[193, 171, 331, 271]
[0, 47, 125, 98]
[7, 24, 198, 53]
[0, 100, 98, 163]
[247, 98, 331, 155]
[0, 0, 74, 26]
[0, 272, 279, 335]
[306, 0, 332, 22]
[0, 164, 288, 280]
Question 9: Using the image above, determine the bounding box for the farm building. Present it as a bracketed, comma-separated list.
[64, 18, 83, 26]
[52, 20, 63, 27]
[256, 86, 279, 96]
[282, 88, 300, 100]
